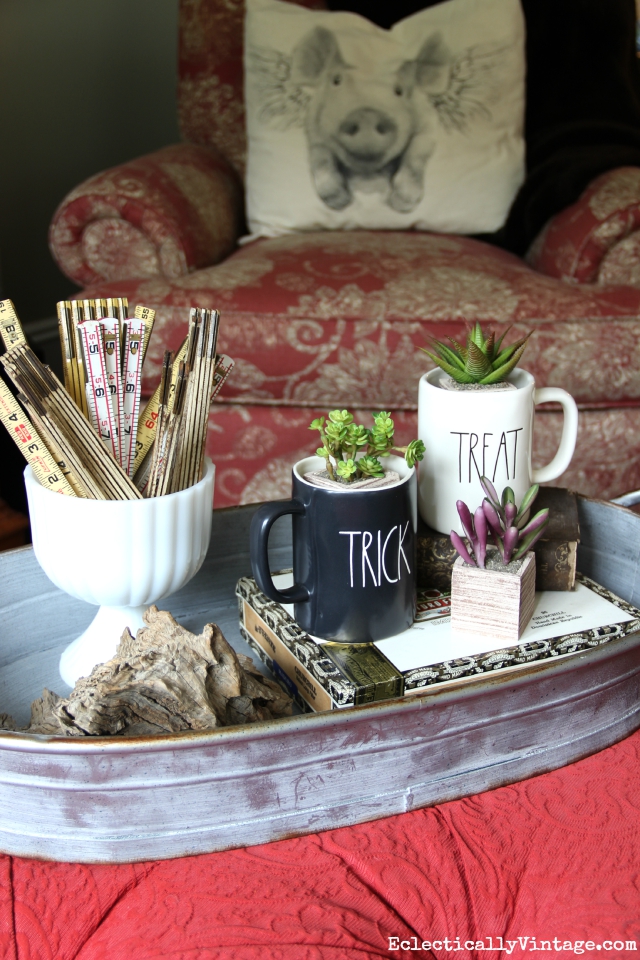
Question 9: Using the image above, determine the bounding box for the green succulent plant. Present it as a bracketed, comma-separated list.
[309, 409, 425, 483]
[358, 455, 386, 479]
[421, 322, 531, 385]
[336, 458, 357, 480]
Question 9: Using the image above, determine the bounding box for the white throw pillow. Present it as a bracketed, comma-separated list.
[244, 0, 525, 238]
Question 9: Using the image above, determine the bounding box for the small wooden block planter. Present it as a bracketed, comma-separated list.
[451, 551, 536, 643]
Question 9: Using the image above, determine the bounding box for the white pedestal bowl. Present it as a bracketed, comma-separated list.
[24, 459, 215, 687]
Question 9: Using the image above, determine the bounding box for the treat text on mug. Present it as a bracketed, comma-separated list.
[451, 428, 524, 484]
[340, 523, 411, 588]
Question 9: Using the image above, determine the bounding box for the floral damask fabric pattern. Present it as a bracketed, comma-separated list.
[527, 167, 640, 284]
[47, 1, 640, 511]
[83, 231, 640, 408]
[177, 0, 325, 174]
[598, 230, 640, 286]
[49, 142, 244, 287]
[77, 228, 640, 505]
[200, 404, 640, 508]
[2, 728, 639, 957]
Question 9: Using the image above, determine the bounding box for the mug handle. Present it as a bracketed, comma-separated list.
[249, 499, 310, 604]
[531, 388, 579, 483]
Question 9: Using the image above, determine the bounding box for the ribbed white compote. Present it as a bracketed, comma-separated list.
[24, 459, 215, 686]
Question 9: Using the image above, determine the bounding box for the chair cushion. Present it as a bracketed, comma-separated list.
[84, 231, 640, 408]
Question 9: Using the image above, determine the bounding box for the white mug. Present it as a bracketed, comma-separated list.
[418, 367, 579, 534]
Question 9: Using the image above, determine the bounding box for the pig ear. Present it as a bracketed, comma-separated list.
[415, 32, 452, 90]
[397, 59, 417, 93]
[290, 27, 343, 84]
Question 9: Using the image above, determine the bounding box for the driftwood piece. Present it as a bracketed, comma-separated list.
[25, 606, 292, 737]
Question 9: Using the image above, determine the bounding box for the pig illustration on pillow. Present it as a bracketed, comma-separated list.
[248, 28, 506, 212]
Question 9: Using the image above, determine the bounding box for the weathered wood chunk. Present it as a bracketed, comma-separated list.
[25, 606, 292, 737]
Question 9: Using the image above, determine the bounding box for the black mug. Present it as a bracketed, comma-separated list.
[250, 455, 417, 643]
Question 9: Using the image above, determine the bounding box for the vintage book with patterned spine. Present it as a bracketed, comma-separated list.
[236, 569, 639, 713]
[417, 486, 580, 593]
[533, 487, 580, 590]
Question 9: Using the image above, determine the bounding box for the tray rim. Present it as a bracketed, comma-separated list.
[1, 621, 638, 754]
[1, 493, 638, 754]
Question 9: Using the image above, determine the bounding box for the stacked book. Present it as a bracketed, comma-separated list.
[237, 570, 640, 713]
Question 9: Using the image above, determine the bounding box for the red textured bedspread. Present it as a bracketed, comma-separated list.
[1, 728, 639, 960]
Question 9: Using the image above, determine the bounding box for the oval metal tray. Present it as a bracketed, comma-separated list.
[0, 498, 639, 863]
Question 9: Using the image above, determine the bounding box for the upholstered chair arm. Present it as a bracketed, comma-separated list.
[527, 167, 640, 286]
[49, 143, 245, 286]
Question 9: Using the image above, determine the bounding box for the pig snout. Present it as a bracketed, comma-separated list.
[336, 108, 398, 170]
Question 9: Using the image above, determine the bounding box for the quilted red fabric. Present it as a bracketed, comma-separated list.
[1, 729, 639, 959]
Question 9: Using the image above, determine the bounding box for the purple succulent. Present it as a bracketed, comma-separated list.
[451, 479, 549, 568]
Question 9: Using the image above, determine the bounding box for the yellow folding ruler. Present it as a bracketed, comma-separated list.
[133, 337, 189, 478]
[0, 299, 26, 351]
[0, 380, 75, 496]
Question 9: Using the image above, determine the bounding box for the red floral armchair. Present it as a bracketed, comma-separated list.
[49, 0, 640, 507]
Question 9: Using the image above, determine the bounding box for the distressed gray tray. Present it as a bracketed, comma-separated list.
[0, 498, 639, 863]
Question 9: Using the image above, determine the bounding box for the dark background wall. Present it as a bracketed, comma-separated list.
[0, 0, 180, 514]
[0, 0, 180, 324]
